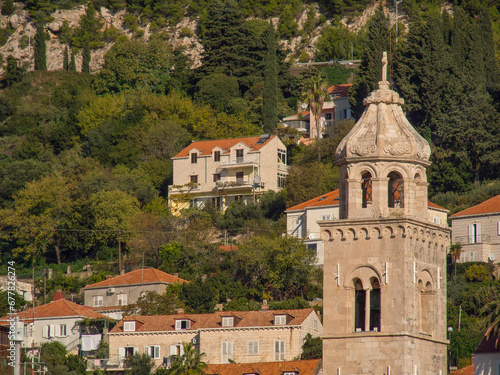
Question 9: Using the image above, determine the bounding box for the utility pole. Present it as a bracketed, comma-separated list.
[118, 232, 122, 275]
[395, 0, 402, 44]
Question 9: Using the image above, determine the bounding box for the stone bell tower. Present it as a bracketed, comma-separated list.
[321, 52, 451, 375]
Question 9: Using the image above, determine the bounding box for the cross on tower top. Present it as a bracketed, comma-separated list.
[381, 51, 388, 82]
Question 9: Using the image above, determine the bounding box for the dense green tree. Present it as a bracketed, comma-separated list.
[81, 38, 91, 73]
[349, 4, 391, 118]
[195, 73, 244, 114]
[1, 0, 15, 16]
[63, 45, 69, 71]
[0, 290, 26, 316]
[262, 21, 278, 133]
[123, 290, 184, 316]
[124, 353, 155, 375]
[300, 333, 322, 360]
[277, 5, 298, 38]
[180, 278, 217, 313]
[1, 56, 25, 88]
[72, 2, 103, 48]
[93, 37, 172, 94]
[316, 23, 358, 61]
[70, 49, 76, 71]
[34, 19, 47, 71]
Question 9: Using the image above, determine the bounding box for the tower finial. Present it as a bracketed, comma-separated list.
[381, 51, 388, 82]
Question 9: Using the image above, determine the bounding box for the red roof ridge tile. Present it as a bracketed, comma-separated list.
[451, 195, 500, 218]
[84, 268, 188, 289]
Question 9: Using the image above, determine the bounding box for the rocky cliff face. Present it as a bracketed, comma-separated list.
[0, 1, 403, 75]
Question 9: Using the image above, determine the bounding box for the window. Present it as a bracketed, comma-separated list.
[388, 172, 404, 208]
[221, 341, 233, 363]
[93, 295, 103, 307]
[278, 173, 286, 188]
[354, 279, 365, 331]
[59, 324, 67, 337]
[278, 149, 287, 165]
[213, 173, 221, 182]
[170, 344, 183, 357]
[124, 347, 136, 357]
[248, 341, 259, 355]
[221, 317, 234, 327]
[370, 279, 381, 331]
[236, 172, 244, 183]
[307, 243, 317, 254]
[124, 321, 135, 332]
[214, 151, 221, 162]
[191, 153, 198, 163]
[468, 223, 481, 243]
[274, 340, 285, 361]
[274, 315, 286, 325]
[433, 217, 441, 224]
[236, 149, 244, 163]
[322, 214, 332, 221]
[42, 325, 56, 338]
[175, 320, 191, 330]
[117, 294, 127, 306]
[190, 175, 198, 184]
[144, 345, 160, 359]
[361, 172, 372, 208]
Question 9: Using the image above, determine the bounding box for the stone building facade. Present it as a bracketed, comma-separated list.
[320, 53, 451, 374]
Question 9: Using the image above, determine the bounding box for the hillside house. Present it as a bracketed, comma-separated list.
[205, 359, 322, 375]
[83, 268, 187, 319]
[450, 195, 500, 263]
[168, 135, 289, 213]
[89, 308, 321, 371]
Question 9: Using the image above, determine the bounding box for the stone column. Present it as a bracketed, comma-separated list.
[365, 287, 372, 331]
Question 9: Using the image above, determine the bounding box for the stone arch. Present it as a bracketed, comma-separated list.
[417, 270, 434, 335]
[383, 226, 394, 239]
[359, 227, 369, 240]
[346, 265, 384, 288]
[321, 230, 332, 242]
[387, 171, 404, 208]
[397, 225, 406, 238]
[333, 229, 344, 241]
[346, 228, 356, 241]
[361, 171, 373, 208]
[370, 227, 381, 239]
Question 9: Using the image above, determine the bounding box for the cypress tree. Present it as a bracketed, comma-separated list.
[34, 19, 47, 71]
[69, 49, 76, 71]
[81, 38, 91, 73]
[262, 21, 278, 134]
[348, 4, 391, 119]
[63, 45, 69, 70]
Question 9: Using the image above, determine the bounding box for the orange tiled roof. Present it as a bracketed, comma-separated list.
[286, 189, 448, 212]
[328, 84, 352, 97]
[0, 298, 111, 320]
[218, 245, 239, 252]
[110, 308, 315, 333]
[84, 268, 188, 289]
[451, 195, 500, 218]
[173, 135, 276, 158]
[451, 363, 474, 375]
[286, 190, 340, 212]
[205, 359, 321, 375]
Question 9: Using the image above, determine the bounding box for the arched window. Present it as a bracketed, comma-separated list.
[419, 280, 433, 334]
[361, 172, 372, 208]
[388, 172, 404, 208]
[370, 278, 381, 331]
[354, 279, 365, 331]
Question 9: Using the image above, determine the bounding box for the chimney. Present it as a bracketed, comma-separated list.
[261, 299, 269, 311]
[53, 290, 64, 302]
[177, 308, 185, 315]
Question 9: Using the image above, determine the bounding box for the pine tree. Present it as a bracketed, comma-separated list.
[34, 19, 47, 71]
[69, 49, 76, 71]
[63, 45, 69, 70]
[348, 4, 391, 119]
[262, 21, 278, 134]
[1, 0, 15, 16]
[81, 38, 91, 73]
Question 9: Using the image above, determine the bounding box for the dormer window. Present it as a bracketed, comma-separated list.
[214, 151, 221, 162]
[221, 317, 234, 327]
[236, 149, 244, 163]
[191, 153, 198, 164]
[175, 319, 191, 330]
[123, 321, 135, 332]
[274, 315, 286, 325]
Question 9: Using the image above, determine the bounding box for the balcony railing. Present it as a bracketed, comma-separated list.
[218, 154, 259, 168]
[454, 235, 491, 245]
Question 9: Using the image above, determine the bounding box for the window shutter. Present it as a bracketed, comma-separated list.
[175, 320, 181, 330]
[134, 347, 139, 354]
[118, 347, 126, 360]
[468, 224, 475, 243]
[49, 325, 55, 338]
[186, 320, 191, 329]
[180, 344, 185, 356]
[144, 346, 149, 356]
[170, 345, 177, 356]
[280, 341, 285, 361]
[274, 341, 279, 361]
[476, 223, 482, 242]
[42, 325, 49, 338]
[154, 346, 160, 359]
[55, 325, 60, 337]
[228, 342, 233, 359]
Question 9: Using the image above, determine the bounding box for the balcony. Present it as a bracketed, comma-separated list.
[214, 179, 256, 191]
[217, 155, 259, 170]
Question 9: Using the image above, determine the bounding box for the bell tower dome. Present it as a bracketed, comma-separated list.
[336, 52, 431, 221]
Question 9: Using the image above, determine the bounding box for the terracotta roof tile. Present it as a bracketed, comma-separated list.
[173, 135, 276, 159]
[450, 364, 474, 375]
[110, 308, 315, 333]
[328, 84, 352, 97]
[205, 359, 321, 375]
[286, 190, 340, 212]
[287, 189, 448, 212]
[1, 298, 111, 320]
[451, 195, 500, 218]
[218, 245, 239, 252]
[84, 268, 187, 289]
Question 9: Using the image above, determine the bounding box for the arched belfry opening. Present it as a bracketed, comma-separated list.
[361, 172, 373, 208]
[354, 279, 365, 332]
[388, 171, 404, 208]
